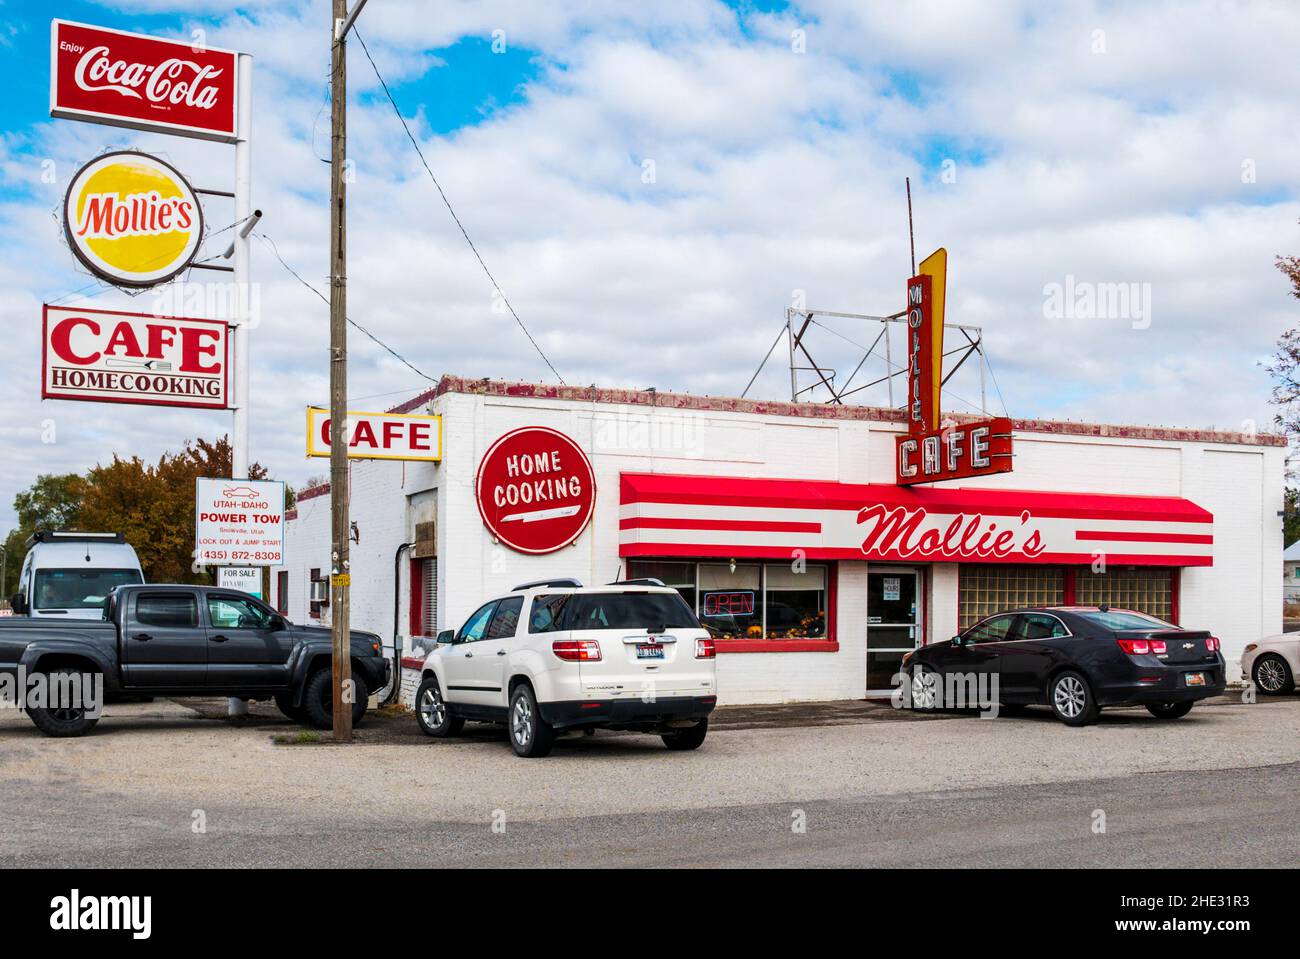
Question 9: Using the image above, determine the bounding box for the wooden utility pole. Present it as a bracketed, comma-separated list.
[328, 0, 352, 743]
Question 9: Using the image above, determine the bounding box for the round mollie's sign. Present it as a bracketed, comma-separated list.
[63, 150, 204, 288]
[476, 427, 596, 554]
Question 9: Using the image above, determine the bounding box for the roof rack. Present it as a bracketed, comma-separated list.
[608, 577, 667, 588]
[24, 530, 125, 548]
[512, 578, 584, 591]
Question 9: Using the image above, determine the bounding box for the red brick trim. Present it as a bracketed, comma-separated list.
[401, 375, 1284, 448]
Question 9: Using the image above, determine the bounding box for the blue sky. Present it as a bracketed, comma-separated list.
[2, 0, 1299, 531]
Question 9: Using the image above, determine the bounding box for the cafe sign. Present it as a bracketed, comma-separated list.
[306, 407, 442, 461]
[42, 304, 229, 410]
[63, 151, 204, 288]
[896, 248, 1014, 486]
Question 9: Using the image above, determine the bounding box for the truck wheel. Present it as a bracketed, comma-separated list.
[27, 668, 101, 738]
[302, 669, 369, 730]
[508, 683, 554, 758]
[415, 676, 464, 737]
[274, 692, 304, 724]
[662, 718, 709, 751]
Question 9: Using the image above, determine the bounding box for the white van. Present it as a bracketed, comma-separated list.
[11, 531, 145, 619]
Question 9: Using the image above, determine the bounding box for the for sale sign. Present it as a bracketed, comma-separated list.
[306, 407, 442, 461]
[50, 20, 240, 142]
[476, 426, 596, 554]
[43, 305, 229, 409]
[217, 566, 262, 599]
[195, 478, 285, 567]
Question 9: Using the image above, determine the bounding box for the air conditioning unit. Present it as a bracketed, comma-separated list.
[413, 520, 436, 559]
[309, 579, 330, 604]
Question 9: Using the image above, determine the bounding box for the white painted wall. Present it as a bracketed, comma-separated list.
[276, 384, 1282, 704]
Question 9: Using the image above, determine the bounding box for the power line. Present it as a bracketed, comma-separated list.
[351, 27, 565, 385]
[256, 231, 437, 383]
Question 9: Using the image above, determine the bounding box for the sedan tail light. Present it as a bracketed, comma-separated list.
[696, 637, 716, 659]
[1117, 638, 1151, 655]
[1206, 636, 1220, 652]
[552, 640, 601, 662]
[1149, 639, 1167, 655]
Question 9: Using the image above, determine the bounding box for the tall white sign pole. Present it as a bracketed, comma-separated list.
[232, 51, 253, 482]
[228, 51, 254, 718]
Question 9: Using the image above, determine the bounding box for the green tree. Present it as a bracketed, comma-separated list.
[1, 473, 86, 599]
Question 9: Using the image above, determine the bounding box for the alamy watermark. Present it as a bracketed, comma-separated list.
[1043, 275, 1152, 329]
[891, 666, 1001, 718]
[0, 666, 103, 717]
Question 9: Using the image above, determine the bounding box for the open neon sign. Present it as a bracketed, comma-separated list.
[702, 591, 755, 617]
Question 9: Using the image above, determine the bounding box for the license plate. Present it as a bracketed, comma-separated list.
[636, 644, 665, 660]
[1184, 672, 1206, 687]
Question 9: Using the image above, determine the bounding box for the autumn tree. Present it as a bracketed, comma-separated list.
[3, 436, 283, 594]
[1267, 237, 1300, 436]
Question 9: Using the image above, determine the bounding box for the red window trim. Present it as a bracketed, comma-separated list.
[408, 557, 424, 637]
[716, 639, 840, 653]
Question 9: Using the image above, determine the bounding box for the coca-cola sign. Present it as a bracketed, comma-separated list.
[50, 20, 239, 142]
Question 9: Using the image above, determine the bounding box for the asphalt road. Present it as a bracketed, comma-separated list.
[1, 695, 1296, 867]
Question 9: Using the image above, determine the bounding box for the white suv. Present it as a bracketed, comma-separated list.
[414, 578, 718, 757]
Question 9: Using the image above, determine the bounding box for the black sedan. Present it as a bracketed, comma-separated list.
[901, 606, 1226, 726]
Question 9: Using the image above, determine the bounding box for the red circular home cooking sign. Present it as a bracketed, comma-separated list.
[476, 427, 596, 554]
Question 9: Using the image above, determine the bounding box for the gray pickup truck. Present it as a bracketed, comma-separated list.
[0, 583, 388, 737]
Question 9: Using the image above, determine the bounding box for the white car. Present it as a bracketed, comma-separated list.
[1241, 634, 1298, 695]
[415, 578, 718, 757]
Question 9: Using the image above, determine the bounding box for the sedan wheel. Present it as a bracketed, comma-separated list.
[1253, 654, 1295, 695]
[910, 667, 938, 710]
[1049, 670, 1099, 726]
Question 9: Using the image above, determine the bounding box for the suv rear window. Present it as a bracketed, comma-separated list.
[529, 592, 700, 632]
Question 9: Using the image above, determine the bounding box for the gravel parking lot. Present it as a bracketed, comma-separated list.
[2, 693, 1296, 867]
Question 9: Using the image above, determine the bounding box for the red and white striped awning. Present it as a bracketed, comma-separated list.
[618, 473, 1213, 566]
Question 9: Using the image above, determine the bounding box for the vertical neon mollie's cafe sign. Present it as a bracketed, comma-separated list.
[895, 248, 1014, 486]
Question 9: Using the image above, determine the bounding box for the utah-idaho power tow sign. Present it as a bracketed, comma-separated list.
[63, 150, 203, 288]
[476, 427, 596, 554]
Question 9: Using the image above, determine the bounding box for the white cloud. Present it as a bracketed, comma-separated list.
[3, 0, 1299, 531]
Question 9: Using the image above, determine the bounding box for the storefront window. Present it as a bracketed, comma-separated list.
[959, 565, 1065, 629]
[627, 560, 831, 642]
[764, 565, 826, 638]
[698, 563, 762, 638]
[1075, 567, 1173, 621]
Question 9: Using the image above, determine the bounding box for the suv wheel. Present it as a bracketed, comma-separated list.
[508, 683, 554, 758]
[1146, 701, 1194, 719]
[415, 676, 464, 737]
[1253, 654, 1295, 695]
[1049, 670, 1099, 726]
[662, 718, 708, 751]
[27, 668, 101, 738]
[302, 668, 368, 730]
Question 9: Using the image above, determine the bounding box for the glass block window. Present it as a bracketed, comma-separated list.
[1075, 567, 1173, 621]
[959, 566, 1065, 629]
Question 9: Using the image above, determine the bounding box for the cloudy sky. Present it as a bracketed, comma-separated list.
[2, 0, 1299, 531]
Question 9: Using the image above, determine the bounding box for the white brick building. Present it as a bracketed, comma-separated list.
[274, 375, 1284, 705]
